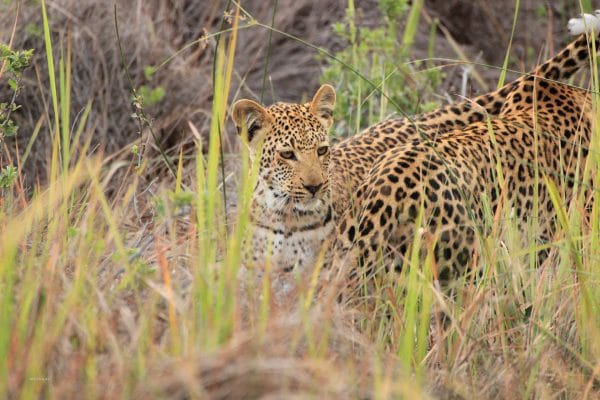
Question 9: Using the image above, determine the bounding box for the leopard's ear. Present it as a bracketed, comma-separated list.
[310, 84, 336, 129]
[231, 99, 272, 146]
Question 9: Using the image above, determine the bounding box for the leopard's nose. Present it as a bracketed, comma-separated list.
[303, 183, 322, 196]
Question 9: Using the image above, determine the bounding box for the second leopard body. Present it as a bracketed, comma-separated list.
[333, 33, 598, 284]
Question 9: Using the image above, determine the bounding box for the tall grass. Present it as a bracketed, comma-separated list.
[2, 1, 600, 399]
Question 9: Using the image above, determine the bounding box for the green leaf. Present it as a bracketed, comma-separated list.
[7, 78, 17, 91]
[144, 65, 155, 81]
[0, 165, 17, 188]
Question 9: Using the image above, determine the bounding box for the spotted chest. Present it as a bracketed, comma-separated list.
[248, 192, 334, 273]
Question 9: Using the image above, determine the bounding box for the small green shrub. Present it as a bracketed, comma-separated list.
[136, 85, 166, 107]
[0, 44, 33, 140]
[320, 0, 442, 137]
[0, 164, 16, 188]
[133, 65, 166, 108]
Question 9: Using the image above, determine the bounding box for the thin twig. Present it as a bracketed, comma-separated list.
[113, 3, 176, 178]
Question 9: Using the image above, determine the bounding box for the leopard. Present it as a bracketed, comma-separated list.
[231, 28, 597, 293]
[232, 84, 336, 280]
[331, 30, 599, 288]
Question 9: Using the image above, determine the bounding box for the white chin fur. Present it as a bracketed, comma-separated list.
[293, 197, 325, 212]
[568, 12, 600, 35]
[261, 188, 290, 211]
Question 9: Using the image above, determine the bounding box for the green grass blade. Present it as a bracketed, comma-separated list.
[497, 0, 519, 88]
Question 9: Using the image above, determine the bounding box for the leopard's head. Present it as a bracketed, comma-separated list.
[232, 85, 336, 212]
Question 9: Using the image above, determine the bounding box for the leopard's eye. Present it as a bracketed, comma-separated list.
[279, 150, 296, 160]
[317, 146, 329, 156]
